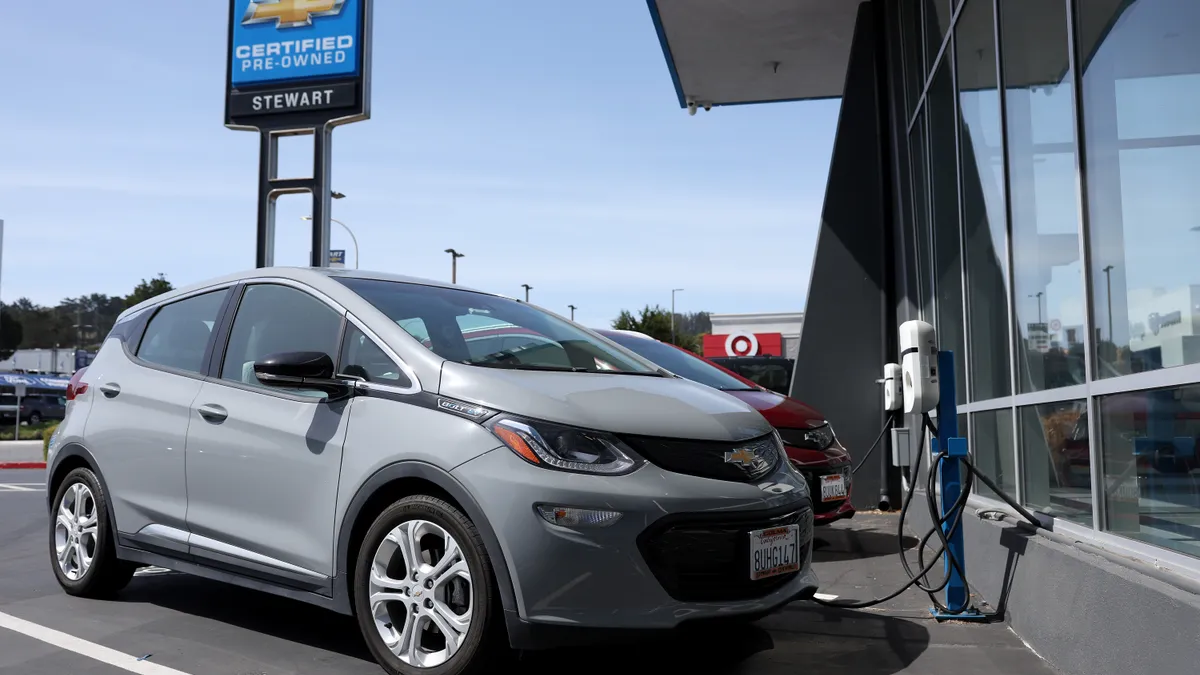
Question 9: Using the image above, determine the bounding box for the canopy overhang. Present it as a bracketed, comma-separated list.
[647, 0, 859, 108]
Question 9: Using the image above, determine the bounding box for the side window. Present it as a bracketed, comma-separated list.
[136, 290, 228, 374]
[338, 325, 412, 388]
[220, 285, 343, 392]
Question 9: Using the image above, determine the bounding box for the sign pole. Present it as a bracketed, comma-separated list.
[227, 0, 373, 269]
[311, 125, 335, 268]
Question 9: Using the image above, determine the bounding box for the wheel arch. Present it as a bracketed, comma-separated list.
[333, 461, 518, 622]
[46, 444, 118, 529]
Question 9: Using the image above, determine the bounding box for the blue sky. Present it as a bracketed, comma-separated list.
[0, 1, 838, 329]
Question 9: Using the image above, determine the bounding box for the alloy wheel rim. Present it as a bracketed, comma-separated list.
[369, 519, 473, 668]
[54, 482, 98, 581]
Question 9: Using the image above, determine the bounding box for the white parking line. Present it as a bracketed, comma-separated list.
[0, 483, 44, 492]
[0, 611, 193, 674]
[813, 592, 839, 601]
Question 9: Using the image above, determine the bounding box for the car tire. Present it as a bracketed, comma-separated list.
[28, 412, 42, 425]
[49, 468, 136, 598]
[354, 494, 507, 675]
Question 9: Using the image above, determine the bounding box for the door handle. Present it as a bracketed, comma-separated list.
[197, 404, 228, 423]
[98, 383, 121, 398]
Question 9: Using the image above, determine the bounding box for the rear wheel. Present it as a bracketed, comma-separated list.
[49, 468, 135, 597]
[353, 495, 505, 675]
[28, 411, 42, 425]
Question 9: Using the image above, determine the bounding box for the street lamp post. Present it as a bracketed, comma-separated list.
[444, 249, 465, 284]
[671, 288, 684, 344]
[1028, 291, 1045, 324]
[1102, 265, 1115, 343]
[301, 215, 359, 269]
[568, 304, 576, 321]
[521, 284, 533, 302]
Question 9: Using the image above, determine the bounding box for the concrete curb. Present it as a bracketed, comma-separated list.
[0, 462, 45, 470]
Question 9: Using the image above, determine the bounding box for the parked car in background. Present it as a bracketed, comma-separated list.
[709, 355, 795, 396]
[596, 330, 855, 525]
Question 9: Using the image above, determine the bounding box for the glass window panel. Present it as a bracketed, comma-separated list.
[923, 0, 953, 77]
[1076, 0, 1200, 378]
[929, 56, 966, 403]
[957, 0, 1011, 401]
[1020, 400, 1093, 525]
[901, 0, 926, 116]
[1002, 0, 1086, 393]
[971, 409, 1016, 501]
[912, 112, 934, 320]
[1100, 384, 1200, 559]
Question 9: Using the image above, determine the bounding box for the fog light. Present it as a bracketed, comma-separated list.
[536, 505, 622, 528]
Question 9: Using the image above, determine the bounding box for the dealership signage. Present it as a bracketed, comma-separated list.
[225, 0, 374, 270]
[226, 0, 371, 128]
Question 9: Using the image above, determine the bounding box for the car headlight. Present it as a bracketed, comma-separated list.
[487, 416, 642, 475]
[778, 424, 836, 450]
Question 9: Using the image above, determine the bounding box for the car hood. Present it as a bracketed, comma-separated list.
[438, 362, 773, 442]
[723, 389, 825, 428]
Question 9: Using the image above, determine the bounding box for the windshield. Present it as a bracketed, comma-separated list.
[337, 278, 659, 375]
[600, 332, 754, 391]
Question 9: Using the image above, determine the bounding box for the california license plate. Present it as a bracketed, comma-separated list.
[820, 474, 847, 502]
[749, 525, 801, 580]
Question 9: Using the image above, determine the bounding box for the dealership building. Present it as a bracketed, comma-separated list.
[649, 1, 1199, 673]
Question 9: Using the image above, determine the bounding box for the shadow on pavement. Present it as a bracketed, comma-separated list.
[813, 525, 917, 562]
[118, 573, 930, 675]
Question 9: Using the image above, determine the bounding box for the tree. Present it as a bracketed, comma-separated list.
[611, 305, 702, 354]
[0, 306, 24, 360]
[126, 274, 174, 307]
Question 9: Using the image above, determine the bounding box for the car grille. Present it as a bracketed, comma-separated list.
[795, 463, 851, 514]
[637, 506, 813, 603]
[620, 433, 782, 483]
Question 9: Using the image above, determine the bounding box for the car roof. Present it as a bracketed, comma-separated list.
[594, 329, 654, 340]
[117, 267, 505, 322]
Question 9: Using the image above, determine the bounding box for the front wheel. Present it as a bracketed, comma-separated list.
[49, 468, 135, 597]
[28, 412, 42, 425]
[353, 495, 505, 675]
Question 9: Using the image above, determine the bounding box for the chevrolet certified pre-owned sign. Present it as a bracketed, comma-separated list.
[230, 0, 363, 86]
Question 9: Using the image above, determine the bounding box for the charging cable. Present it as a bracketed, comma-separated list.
[813, 413, 1041, 613]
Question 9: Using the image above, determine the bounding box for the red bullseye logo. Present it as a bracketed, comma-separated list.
[724, 331, 759, 356]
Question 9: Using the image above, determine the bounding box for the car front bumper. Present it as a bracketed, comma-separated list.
[452, 447, 819, 641]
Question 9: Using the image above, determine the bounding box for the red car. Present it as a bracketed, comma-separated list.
[596, 329, 854, 524]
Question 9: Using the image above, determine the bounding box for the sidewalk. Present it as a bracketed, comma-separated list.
[0, 440, 45, 469]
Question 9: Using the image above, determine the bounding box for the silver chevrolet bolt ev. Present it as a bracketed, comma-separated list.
[46, 268, 818, 675]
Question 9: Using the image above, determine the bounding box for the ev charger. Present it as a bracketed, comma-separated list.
[899, 320, 939, 414]
[882, 362, 902, 412]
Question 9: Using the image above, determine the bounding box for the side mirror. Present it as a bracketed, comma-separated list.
[253, 351, 352, 395]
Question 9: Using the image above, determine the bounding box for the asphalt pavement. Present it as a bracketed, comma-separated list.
[0, 469, 1057, 674]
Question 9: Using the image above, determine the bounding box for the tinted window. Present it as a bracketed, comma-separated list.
[136, 290, 227, 374]
[220, 285, 343, 391]
[337, 278, 655, 375]
[601, 332, 751, 391]
[339, 325, 411, 387]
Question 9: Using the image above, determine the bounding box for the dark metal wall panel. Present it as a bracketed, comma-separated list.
[791, 1, 892, 509]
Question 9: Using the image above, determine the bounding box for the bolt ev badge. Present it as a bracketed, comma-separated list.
[243, 0, 346, 29]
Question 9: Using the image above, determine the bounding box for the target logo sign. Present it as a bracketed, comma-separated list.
[724, 331, 760, 356]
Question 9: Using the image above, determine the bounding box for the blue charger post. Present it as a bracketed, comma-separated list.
[930, 350, 985, 621]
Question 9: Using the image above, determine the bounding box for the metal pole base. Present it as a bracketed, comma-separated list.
[928, 607, 988, 622]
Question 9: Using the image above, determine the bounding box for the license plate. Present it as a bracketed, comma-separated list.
[749, 525, 801, 580]
[820, 474, 847, 502]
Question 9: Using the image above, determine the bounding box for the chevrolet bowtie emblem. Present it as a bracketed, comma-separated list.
[243, 0, 346, 29]
[724, 448, 759, 467]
